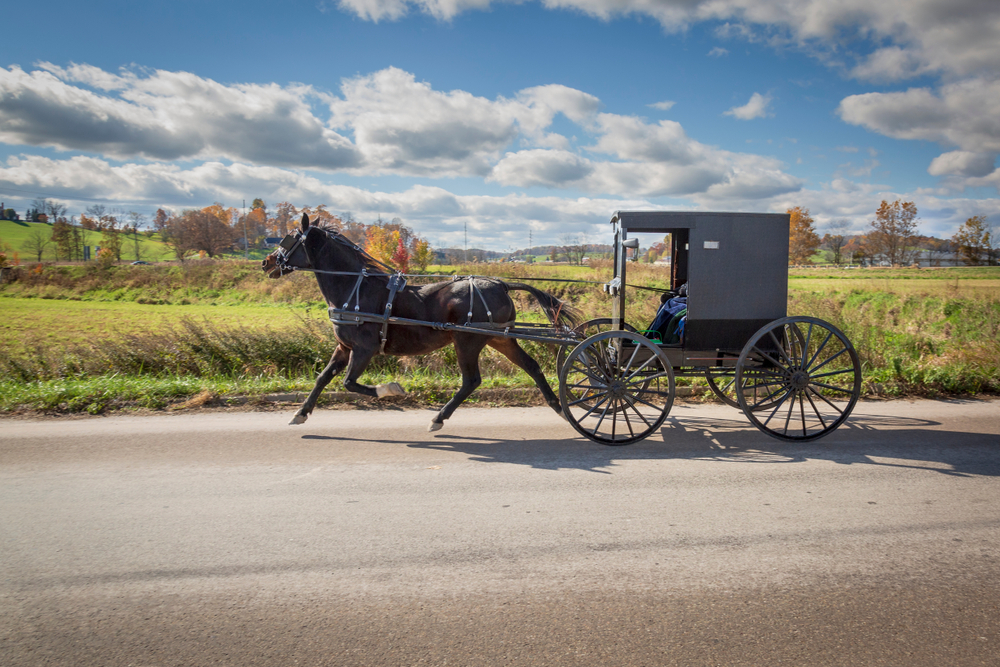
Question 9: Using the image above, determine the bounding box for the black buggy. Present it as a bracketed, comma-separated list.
[556, 211, 862, 445]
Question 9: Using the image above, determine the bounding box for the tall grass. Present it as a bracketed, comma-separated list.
[2, 260, 998, 412]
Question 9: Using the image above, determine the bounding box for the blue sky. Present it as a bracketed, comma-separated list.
[2, 0, 999, 249]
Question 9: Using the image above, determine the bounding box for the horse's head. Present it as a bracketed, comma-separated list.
[262, 213, 315, 278]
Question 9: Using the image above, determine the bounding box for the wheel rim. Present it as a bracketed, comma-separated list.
[736, 317, 861, 441]
[559, 331, 674, 445]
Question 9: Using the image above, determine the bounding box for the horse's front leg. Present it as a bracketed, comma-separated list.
[341, 340, 406, 399]
[290, 344, 350, 425]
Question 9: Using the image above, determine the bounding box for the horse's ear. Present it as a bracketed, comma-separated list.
[300, 213, 310, 233]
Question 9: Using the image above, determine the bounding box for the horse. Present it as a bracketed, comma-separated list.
[261, 214, 579, 431]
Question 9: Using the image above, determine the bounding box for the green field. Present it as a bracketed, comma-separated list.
[1, 260, 998, 413]
[1, 219, 175, 262]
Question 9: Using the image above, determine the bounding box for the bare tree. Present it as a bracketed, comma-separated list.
[45, 201, 68, 224]
[821, 219, 852, 265]
[22, 225, 53, 262]
[126, 211, 146, 261]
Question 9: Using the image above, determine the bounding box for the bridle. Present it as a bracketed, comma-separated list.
[264, 226, 313, 278]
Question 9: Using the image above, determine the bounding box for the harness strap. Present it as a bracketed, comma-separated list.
[379, 273, 407, 354]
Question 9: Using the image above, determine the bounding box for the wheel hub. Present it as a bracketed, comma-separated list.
[790, 370, 811, 390]
[608, 379, 626, 398]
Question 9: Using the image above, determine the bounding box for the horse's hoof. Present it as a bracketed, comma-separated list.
[289, 414, 307, 425]
[376, 382, 406, 398]
[428, 421, 443, 432]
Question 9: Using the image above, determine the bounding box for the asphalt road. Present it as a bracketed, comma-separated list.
[2, 399, 999, 666]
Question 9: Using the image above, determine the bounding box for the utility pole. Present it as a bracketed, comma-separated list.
[528, 229, 532, 264]
[464, 221, 468, 264]
[242, 199, 248, 260]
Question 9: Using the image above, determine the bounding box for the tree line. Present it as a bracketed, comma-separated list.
[788, 201, 997, 266]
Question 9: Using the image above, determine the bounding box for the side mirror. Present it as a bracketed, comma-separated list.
[622, 238, 639, 249]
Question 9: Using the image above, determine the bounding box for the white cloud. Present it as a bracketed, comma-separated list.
[330, 1, 1000, 82]
[723, 92, 773, 120]
[708, 47, 729, 57]
[648, 100, 676, 111]
[838, 79, 1000, 153]
[0, 64, 361, 170]
[0, 62, 801, 202]
[927, 151, 997, 178]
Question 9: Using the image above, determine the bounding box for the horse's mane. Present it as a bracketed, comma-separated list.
[313, 224, 390, 275]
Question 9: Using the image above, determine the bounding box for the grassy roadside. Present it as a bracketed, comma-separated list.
[2, 262, 998, 414]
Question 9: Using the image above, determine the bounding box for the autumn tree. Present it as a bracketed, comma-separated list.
[788, 206, 820, 264]
[952, 215, 992, 266]
[412, 238, 434, 272]
[153, 208, 170, 232]
[164, 209, 236, 258]
[51, 219, 74, 260]
[365, 225, 398, 267]
[866, 200, 919, 266]
[272, 201, 297, 237]
[391, 235, 410, 273]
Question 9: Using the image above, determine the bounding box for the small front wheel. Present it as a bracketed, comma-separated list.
[559, 331, 674, 445]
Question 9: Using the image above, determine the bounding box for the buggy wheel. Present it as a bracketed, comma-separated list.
[556, 318, 636, 379]
[736, 316, 861, 441]
[559, 331, 674, 446]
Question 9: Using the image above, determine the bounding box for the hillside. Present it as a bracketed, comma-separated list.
[0, 219, 175, 263]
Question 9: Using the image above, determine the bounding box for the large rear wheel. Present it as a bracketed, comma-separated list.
[735, 316, 861, 441]
[559, 331, 674, 445]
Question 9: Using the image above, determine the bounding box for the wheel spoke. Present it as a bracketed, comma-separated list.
[624, 353, 659, 384]
[768, 330, 796, 367]
[761, 389, 794, 428]
[799, 392, 808, 437]
[626, 369, 670, 387]
[803, 389, 827, 428]
[807, 386, 845, 415]
[805, 330, 834, 370]
[782, 391, 795, 435]
[810, 381, 857, 395]
[578, 392, 613, 421]
[751, 345, 790, 373]
[808, 346, 850, 374]
[591, 398, 613, 435]
[810, 367, 857, 380]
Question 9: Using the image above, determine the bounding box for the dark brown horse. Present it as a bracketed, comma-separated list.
[262, 214, 578, 431]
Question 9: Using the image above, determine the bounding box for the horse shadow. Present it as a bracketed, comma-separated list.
[303, 403, 1000, 478]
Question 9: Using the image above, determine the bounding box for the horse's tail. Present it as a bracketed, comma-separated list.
[505, 282, 581, 328]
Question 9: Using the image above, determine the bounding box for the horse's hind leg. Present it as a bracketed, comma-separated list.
[429, 334, 489, 432]
[488, 337, 563, 416]
[291, 344, 350, 425]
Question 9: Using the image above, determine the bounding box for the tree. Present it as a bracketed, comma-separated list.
[412, 238, 433, 272]
[952, 215, 992, 266]
[391, 235, 410, 273]
[101, 223, 124, 264]
[22, 225, 53, 262]
[788, 206, 820, 264]
[171, 209, 236, 257]
[821, 219, 852, 265]
[51, 219, 74, 260]
[365, 225, 398, 267]
[126, 212, 146, 261]
[272, 201, 297, 237]
[867, 200, 919, 266]
[45, 201, 68, 224]
[153, 208, 170, 232]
